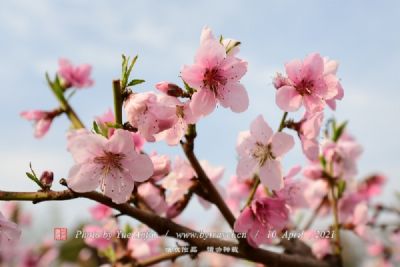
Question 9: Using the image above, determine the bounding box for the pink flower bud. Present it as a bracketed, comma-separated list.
[40, 171, 54, 188]
[155, 81, 184, 97]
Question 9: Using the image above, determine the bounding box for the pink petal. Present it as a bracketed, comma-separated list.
[200, 26, 215, 44]
[276, 86, 302, 112]
[270, 132, 294, 157]
[218, 83, 249, 113]
[237, 156, 257, 179]
[190, 89, 216, 117]
[303, 53, 324, 80]
[181, 64, 205, 89]
[303, 94, 324, 113]
[67, 163, 101, 192]
[250, 115, 273, 144]
[67, 130, 106, 163]
[234, 207, 254, 233]
[221, 57, 248, 82]
[194, 39, 226, 68]
[352, 202, 368, 225]
[301, 138, 320, 161]
[127, 153, 154, 182]
[285, 59, 303, 84]
[259, 160, 283, 191]
[34, 118, 52, 138]
[103, 170, 135, 204]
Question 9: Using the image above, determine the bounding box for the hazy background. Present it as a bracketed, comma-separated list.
[0, 0, 399, 252]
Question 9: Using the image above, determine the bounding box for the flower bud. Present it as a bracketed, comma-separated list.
[155, 81, 184, 97]
[40, 171, 54, 188]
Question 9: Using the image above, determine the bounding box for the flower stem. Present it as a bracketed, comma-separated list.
[242, 175, 260, 211]
[330, 181, 342, 260]
[112, 79, 123, 126]
[46, 74, 85, 129]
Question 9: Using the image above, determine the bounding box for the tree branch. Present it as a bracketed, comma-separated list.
[0, 189, 331, 267]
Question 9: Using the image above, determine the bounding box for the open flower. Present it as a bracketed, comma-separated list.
[0, 211, 21, 250]
[124, 92, 179, 142]
[197, 161, 225, 209]
[20, 109, 60, 138]
[58, 58, 93, 89]
[67, 129, 154, 204]
[322, 133, 363, 180]
[234, 197, 289, 247]
[275, 53, 342, 113]
[181, 26, 249, 117]
[236, 115, 294, 190]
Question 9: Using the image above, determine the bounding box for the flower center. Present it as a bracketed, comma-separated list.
[252, 142, 275, 166]
[296, 79, 314, 96]
[94, 151, 125, 174]
[203, 67, 227, 93]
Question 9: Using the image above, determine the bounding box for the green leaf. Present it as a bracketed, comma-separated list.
[121, 54, 138, 89]
[337, 180, 347, 199]
[319, 156, 327, 169]
[92, 121, 101, 134]
[333, 121, 348, 142]
[127, 79, 145, 87]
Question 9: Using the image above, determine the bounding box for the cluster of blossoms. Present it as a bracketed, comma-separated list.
[2, 26, 397, 267]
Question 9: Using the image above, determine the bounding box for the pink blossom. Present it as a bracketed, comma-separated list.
[149, 153, 171, 180]
[234, 197, 289, 247]
[303, 179, 329, 213]
[127, 227, 161, 259]
[2, 202, 31, 226]
[89, 204, 113, 221]
[311, 239, 331, 259]
[197, 161, 225, 209]
[236, 115, 294, 190]
[367, 240, 385, 256]
[20, 110, 54, 138]
[226, 176, 251, 213]
[124, 92, 179, 142]
[276, 166, 307, 209]
[155, 81, 185, 97]
[298, 112, 324, 160]
[351, 202, 371, 239]
[181, 27, 249, 117]
[323, 57, 344, 110]
[155, 102, 198, 145]
[302, 230, 331, 259]
[58, 58, 93, 89]
[275, 53, 342, 113]
[0, 211, 21, 250]
[322, 133, 363, 180]
[303, 161, 324, 180]
[338, 192, 364, 223]
[162, 157, 195, 205]
[358, 174, 386, 199]
[137, 182, 168, 214]
[67, 129, 154, 204]
[83, 220, 117, 250]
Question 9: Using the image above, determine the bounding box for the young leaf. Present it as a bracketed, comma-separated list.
[127, 79, 145, 87]
[337, 180, 346, 199]
[333, 121, 348, 142]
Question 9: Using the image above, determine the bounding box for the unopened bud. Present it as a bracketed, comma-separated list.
[155, 81, 184, 97]
[40, 171, 54, 188]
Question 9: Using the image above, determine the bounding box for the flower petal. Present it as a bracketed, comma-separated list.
[250, 115, 273, 144]
[103, 170, 135, 204]
[67, 163, 101, 192]
[276, 86, 302, 112]
[271, 132, 294, 157]
[236, 155, 257, 179]
[259, 160, 283, 191]
[234, 207, 254, 233]
[190, 89, 216, 117]
[218, 83, 249, 113]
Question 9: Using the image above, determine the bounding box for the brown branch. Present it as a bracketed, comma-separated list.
[0, 189, 331, 267]
[302, 196, 328, 231]
[133, 251, 188, 267]
[181, 124, 236, 228]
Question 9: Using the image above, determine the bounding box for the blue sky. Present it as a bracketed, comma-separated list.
[1, 0, 400, 242]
